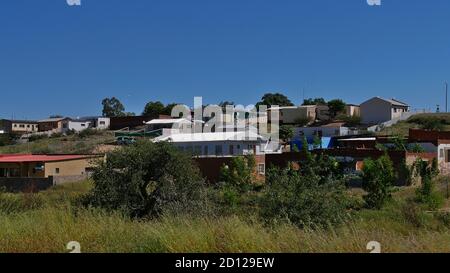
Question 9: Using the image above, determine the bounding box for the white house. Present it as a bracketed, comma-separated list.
[360, 97, 410, 125]
[153, 131, 281, 157]
[68, 119, 93, 132]
[94, 117, 110, 130]
[294, 122, 357, 140]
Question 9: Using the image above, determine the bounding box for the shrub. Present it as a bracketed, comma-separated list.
[414, 158, 443, 210]
[260, 168, 349, 228]
[361, 155, 395, 209]
[28, 134, 48, 142]
[219, 155, 256, 192]
[78, 128, 98, 139]
[260, 148, 349, 228]
[82, 141, 208, 218]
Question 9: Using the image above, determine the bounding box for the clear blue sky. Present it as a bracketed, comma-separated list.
[1, 0, 450, 119]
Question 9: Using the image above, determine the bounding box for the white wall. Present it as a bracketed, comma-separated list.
[294, 126, 350, 139]
[68, 121, 92, 132]
[172, 140, 265, 157]
[95, 118, 110, 130]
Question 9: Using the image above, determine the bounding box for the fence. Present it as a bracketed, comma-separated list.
[0, 177, 54, 193]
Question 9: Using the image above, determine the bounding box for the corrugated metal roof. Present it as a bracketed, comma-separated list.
[0, 154, 96, 163]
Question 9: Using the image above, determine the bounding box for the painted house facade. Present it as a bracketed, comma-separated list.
[360, 97, 410, 124]
[68, 119, 93, 132]
[11, 120, 39, 134]
[153, 131, 281, 157]
[0, 154, 99, 179]
[38, 118, 70, 133]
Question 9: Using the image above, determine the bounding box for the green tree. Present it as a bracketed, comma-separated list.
[83, 141, 207, 218]
[142, 101, 166, 117]
[102, 97, 126, 117]
[312, 133, 322, 149]
[279, 125, 294, 143]
[361, 155, 396, 209]
[219, 155, 256, 191]
[256, 93, 294, 107]
[327, 99, 346, 118]
[414, 158, 442, 210]
[302, 98, 327, 106]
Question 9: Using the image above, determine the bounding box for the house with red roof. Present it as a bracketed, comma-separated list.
[0, 154, 101, 181]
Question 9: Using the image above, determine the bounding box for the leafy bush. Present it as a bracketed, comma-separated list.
[82, 141, 208, 218]
[28, 134, 48, 142]
[78, 128, 98, 139]
[408, 115, 448, 131]
[260, 148, 349, 228]
[0, 134, 15, 146]
[414, 158, 443, 210]
[361, 155, 395, 209]
[260, 168, 349, 228]
[219, 155, 256, 191]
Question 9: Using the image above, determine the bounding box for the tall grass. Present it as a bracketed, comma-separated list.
[1, 181, 450, 253]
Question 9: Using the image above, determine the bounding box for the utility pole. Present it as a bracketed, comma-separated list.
[446, 81, 448, 113]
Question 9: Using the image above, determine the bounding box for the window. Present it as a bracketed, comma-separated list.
[81, 124, 86, 127]
[258, 164, 265, 175]
[27, 125, 30, 128]
[229, 145, 234, 155]
[440, 149, 444, 159]
[14, 124, 17, 127]
[9, 168, 20, 177]
[100, 121, 106, 125]
[447, 150, 450, 163]
[215, 145, 223, 156]
[19, 124, 25, 128]
[55, 168, 60, 174]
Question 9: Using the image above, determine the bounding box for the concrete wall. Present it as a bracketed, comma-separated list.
[345, 105, 361, 117]
[68, 121, 93, 132]
[53, 174, 89, 185]
[95, 118, 110, 130]
[360, 97, 392, 124]
[44, 158, 95, 178]
[280, 106, 316, 124]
